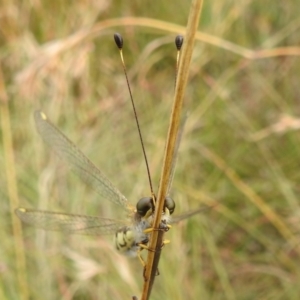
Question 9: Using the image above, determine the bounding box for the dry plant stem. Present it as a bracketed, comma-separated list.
[19, 18, 300, 85]
[181, 185, 297, 273]
[198, 145, 299, 250]
[0, 67, 29, 300]
[140, 0, 204, 299]
[91, 20, 300, 58]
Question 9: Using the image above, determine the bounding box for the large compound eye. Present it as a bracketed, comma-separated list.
[165, 197, 175, 215]
[136, 197, 153, 217]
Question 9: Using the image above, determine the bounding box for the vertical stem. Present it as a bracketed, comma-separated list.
[140, 0, 204, 299]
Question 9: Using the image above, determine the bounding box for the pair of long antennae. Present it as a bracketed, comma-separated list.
[113, 33, 184, 197]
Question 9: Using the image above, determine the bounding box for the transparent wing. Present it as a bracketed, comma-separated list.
[15, 208, 128, 235]
[34, 110, 129, 210]
[170, 205, 213, 224]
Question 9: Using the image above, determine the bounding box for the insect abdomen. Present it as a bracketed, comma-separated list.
[114, 227, 138, 257]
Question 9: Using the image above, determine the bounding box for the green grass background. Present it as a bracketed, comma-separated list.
[1, 1, 300, 299]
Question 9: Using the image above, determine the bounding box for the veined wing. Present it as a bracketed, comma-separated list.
[34, 110, 129, 210]
[170, 205, 214, 224]
[15, 208, 129, 235]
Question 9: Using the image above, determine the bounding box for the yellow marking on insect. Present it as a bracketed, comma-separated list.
[143, 209, 153, 219]
[143, 223, 172, 234]
[137, 248, 146, 267]
[40, 111, 47, 120]
[114, 228, 136, 254]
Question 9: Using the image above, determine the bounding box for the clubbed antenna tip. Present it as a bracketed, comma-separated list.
[175, 35, 184, 51]
[114, 33, 123, 49]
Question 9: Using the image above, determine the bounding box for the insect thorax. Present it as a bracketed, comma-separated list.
[113, 209, 172, 257]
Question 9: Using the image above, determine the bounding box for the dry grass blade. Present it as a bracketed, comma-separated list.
[198, 144, 295, 244]
[140, 0, 204, 299]
[0, 66, 29, 300]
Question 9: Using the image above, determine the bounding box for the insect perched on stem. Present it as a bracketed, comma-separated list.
[15, 34, 188, 265]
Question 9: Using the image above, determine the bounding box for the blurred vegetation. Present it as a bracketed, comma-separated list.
[1, 0, 300, 299]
